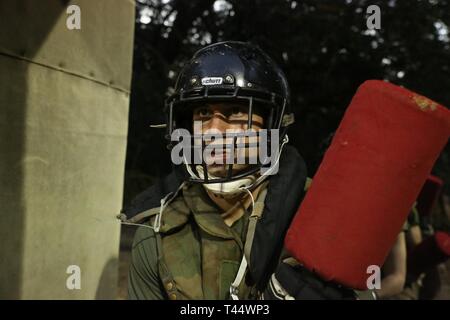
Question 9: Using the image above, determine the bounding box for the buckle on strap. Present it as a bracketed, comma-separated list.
[229, 255, 248, 300]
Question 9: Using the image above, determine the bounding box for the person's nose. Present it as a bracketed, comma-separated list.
[204, 110, 229, 132]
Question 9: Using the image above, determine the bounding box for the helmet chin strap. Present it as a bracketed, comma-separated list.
[183, 135, 289, 197]
[195, 167, 258, 198]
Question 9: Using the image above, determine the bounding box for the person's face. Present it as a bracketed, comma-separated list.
[192, 102, 265, 178]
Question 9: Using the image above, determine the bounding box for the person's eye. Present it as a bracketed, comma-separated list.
[195, 107, 211, 117]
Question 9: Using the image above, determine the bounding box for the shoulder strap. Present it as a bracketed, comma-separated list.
[245, 185, 269, 261]
[118, 207, 160, 224]
[230, 183, 269, 300]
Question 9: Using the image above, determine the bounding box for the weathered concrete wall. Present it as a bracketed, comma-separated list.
[0, 0, 135, 299]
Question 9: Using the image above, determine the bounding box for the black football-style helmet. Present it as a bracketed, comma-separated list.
[165, 41, 294, 185]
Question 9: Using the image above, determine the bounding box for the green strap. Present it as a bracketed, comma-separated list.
[230, 183, 270, 299]
[127, 207, 160, 223]
[244, 185, 269, 264]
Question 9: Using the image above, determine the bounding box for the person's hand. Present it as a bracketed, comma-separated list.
[262, 261, 356, 300]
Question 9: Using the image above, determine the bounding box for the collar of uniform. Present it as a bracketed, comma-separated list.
[155, 195, 191, 234]
[182, 183, 244, 247]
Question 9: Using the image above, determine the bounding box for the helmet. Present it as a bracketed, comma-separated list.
[165, 41, 294, 193]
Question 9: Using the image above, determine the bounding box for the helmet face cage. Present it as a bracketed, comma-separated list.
[164, 41, 291, 184]
[165, 86, 288, 184]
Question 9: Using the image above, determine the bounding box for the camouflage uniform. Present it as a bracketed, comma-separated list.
[128, 182, 263, 300]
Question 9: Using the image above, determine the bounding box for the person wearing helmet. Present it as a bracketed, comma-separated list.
[120, 41, 355, 300]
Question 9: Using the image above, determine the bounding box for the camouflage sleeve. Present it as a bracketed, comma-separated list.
[128, 226, 167, 300]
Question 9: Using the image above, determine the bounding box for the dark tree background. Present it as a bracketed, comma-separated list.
[123, 0, 450, 204]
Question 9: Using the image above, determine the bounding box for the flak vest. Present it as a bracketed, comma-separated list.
[137, 178, 311, 300]
[120, 145, 310, 299]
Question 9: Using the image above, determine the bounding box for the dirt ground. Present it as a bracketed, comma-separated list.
[117, 226, 450, 300]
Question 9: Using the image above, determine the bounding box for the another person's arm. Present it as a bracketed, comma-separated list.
[376, 232, 407, 299]
[406, 225, 423, 249]
[405, 205, 423, 250]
